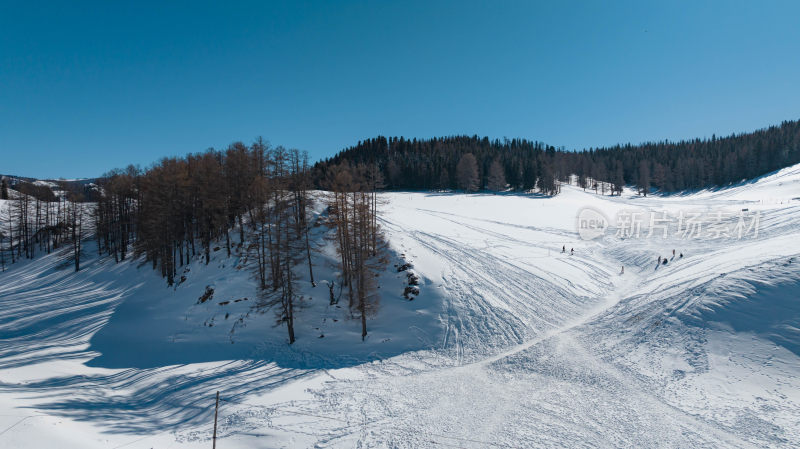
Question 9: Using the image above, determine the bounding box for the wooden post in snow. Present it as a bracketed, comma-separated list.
[213, 391, 219, 449]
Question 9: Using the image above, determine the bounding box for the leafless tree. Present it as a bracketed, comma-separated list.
[487, 159, 506, 192]
[456, 153, 479, 192]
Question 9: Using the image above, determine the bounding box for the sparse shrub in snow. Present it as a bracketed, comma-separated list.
[198, 285, 214, 304]
[403, 286, 420, 300]
[397, 262, 413, 272]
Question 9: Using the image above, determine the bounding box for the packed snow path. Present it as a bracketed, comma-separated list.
[1, 165, 799, 447]
[269, 186, 797, 448]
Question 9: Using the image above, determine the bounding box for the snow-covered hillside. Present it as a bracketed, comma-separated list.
[1, 165, 799, 448]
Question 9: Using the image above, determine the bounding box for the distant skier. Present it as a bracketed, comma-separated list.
[679, 252, 683, 258]
[620, 265, 624, 274]
[662, 257, 668, 265]
[672, 249, 676, 257]
[562, 245, 565, 253]
[570, 248, 574, 255]
[658, 256, 661, 264]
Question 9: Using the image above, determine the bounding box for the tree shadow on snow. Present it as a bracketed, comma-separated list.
[1, 218, 445, 435]
[82, 233, 442, 371]
[0, 360, 313, 434]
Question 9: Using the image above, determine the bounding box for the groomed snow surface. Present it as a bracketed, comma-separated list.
[1, 165, 799, 448]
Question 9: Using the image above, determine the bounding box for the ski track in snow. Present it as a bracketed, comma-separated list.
[1, 165, 800, 447]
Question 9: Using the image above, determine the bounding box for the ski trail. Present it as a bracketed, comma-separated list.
[478, 268, 641, 367]
[2, 178, 799, 448]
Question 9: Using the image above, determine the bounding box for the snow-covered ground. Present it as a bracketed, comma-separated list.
[1, 166, 799, 448]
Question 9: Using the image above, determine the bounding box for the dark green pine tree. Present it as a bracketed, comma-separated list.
[314, 119, 800, 194]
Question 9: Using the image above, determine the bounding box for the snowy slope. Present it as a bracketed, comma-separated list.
[1, 165, 800, 448]
[0, 199, 442, 447]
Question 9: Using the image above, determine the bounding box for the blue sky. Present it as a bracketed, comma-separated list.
[2, 1, 799, 179]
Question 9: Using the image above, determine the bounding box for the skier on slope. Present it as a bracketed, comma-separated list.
[562, 245, 565, 253]
[570, 248, 574, 255]
[621, 265, 624, 274]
